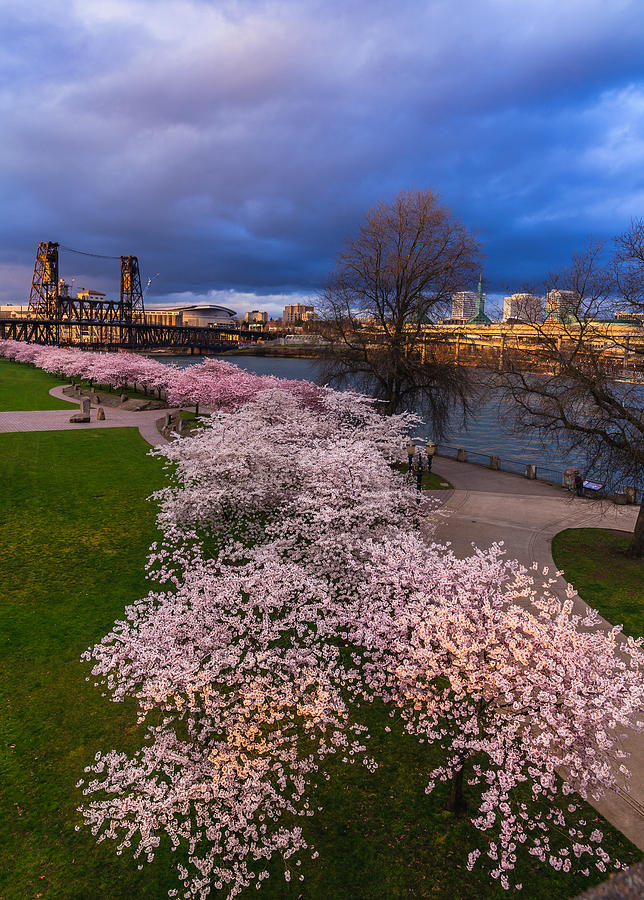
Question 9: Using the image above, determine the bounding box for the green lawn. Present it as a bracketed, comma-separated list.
[552, 528, 644, 638]
[0, 358, 75, 410]
[0, 367, 640, 899]
[77, 379, 163, 404]
[393, 461, 454, 490]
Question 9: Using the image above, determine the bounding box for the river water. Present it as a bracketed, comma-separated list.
[158, 354, 612, 484]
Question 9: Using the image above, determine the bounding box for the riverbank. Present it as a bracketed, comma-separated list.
[145, 344, 330, 360]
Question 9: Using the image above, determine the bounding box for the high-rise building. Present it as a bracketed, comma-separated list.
[452, 278, 491, 324]
[503, 293, 543, 322]
[545, 290, 579, 324]
[244, 310, 268, 325]
[451, 291, 478, 320]
[283, 303, 315, 325]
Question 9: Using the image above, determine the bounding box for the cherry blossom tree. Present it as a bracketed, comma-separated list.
[0, 341, 322, 410]
[351, 537, 644, 890]
[78, 388, 423, 897]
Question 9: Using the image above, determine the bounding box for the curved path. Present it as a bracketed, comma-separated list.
[427, 456, 644, 851]
[0, 385, 178, 446]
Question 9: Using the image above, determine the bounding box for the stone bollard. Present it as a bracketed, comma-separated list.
[457, 448, 468, 463]
[526, 464, 537, 479]
[96, 407, 105, 421]
[625, 485, 637, 504]
[164, 412, 172, 427]
[69, 397, 91, 424]
[489, 455, 500, 470]
[92, 392, 101, 404]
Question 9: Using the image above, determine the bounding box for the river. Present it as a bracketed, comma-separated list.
[156, 354, 623, 484]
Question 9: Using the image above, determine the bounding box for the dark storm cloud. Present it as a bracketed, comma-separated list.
[1, 0, 643, 311]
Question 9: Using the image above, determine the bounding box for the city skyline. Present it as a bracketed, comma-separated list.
[1, 1, 643, 316]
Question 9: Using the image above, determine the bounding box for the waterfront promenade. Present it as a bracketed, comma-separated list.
[424, 458, 643, 852]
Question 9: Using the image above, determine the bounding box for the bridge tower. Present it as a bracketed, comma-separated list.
[120, 256, 145, 321]
[28, 241, 60, 318]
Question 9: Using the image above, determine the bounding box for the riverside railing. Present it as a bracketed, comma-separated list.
[430, 444, 642, 502]
[433, 443, 566, 486]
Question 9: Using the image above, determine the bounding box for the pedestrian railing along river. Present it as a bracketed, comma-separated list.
[435, 443, 566, 486]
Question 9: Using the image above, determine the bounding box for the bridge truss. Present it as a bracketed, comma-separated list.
[0, 317, 251, 351]
[13, 241, 257, 351]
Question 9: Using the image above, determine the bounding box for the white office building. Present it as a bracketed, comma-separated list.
[503, 293, 543, 322]
[451, 291, 479, 319]
[545, 290, 579, 324]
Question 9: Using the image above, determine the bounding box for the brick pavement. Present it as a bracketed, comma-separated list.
[0, 385, 179, 446]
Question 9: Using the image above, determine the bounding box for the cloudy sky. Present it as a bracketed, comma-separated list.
[2, 0, 643, 316]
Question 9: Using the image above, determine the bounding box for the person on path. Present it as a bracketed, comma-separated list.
[414, 453, 425, 498]
[574, 471, 584, 498]
[406, 439, 415, 472]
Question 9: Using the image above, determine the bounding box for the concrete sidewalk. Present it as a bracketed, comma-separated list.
[0, 385, 178, 446]
[427, 455, 644, 852]
[427, 456, 638, 566]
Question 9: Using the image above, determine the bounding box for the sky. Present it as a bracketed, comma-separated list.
[1, 0, 643, 318]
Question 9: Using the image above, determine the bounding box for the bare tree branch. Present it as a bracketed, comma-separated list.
[318, 189, 483, 434]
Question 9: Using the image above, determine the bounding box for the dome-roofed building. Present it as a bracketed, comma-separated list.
[144, 305, 239, 328]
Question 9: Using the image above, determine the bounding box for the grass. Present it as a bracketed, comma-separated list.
[552, 528, 644, 638]
[393, 461, 454, 490]
[77, 380, 163, 404]
[0, 429, 176, 898]
[0, 358, 76, 410]
[0, 362, 640, 898]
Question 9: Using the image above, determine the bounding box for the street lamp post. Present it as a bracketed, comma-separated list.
[416, 458, 424, 493]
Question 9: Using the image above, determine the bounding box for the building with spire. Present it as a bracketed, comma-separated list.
[466, 276, 492, 326]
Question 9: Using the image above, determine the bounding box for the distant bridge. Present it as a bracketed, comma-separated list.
[1, 240, 259, 351]
[0, 316, 256, 351]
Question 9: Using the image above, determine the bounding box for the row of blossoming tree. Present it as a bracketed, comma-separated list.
[2, 340, 643, 898]
[0, 339, 319, 410]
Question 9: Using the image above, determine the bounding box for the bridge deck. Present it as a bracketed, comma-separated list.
[0, 318, 257, 350]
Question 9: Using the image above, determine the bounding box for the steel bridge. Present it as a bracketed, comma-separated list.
[4, 241, 258, 351]
[0, 316, 253, 351]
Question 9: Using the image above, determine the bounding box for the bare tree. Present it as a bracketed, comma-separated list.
[615, 218, 644, 314]
[318, 189, 483, 433]
[498, 225, 644, 557]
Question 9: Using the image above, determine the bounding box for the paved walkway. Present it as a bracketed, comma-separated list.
[0, 385, 178, 446]
[427, 456, 644, 851]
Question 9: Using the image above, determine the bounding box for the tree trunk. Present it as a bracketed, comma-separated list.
[447, 764, 467, 813]
[626, 501, 644, 558]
